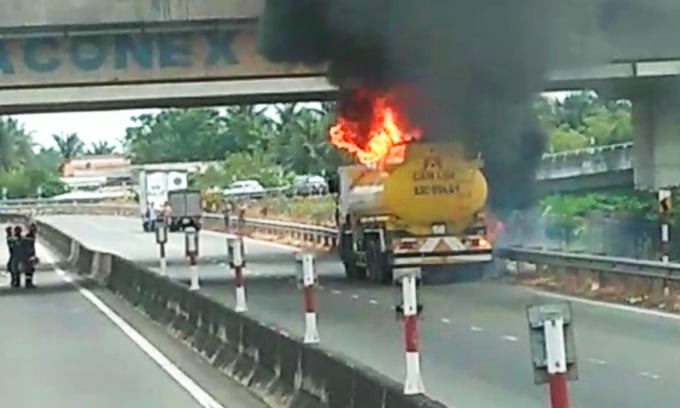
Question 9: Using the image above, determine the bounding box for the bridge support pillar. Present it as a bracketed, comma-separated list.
[632, 92, 680, 190]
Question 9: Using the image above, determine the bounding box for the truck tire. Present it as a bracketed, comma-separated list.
[366, 239, 392, 284]
[340, 231, 366, 280]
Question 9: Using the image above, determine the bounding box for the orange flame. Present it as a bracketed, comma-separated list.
[329, 89, 422, 166]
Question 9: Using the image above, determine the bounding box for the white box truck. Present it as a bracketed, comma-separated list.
[138, 169, 189, 232]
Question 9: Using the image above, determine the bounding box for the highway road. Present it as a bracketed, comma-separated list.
[0, 222, 271, 408]
[40, 215, 680, 408]
[41, 214, 296, 278]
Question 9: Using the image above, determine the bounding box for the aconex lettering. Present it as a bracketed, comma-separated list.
[0, 30, 239, 75]
[414, 184, 460, 196]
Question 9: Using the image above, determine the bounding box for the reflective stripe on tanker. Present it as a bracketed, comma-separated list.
[392, 254, 493, 266]
[392, 236, 491, 254]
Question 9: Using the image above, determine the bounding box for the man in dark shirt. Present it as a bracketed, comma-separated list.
[6, 225, 17, 286]
[10, 225, 22, 288]
[21, 223, 38, 288]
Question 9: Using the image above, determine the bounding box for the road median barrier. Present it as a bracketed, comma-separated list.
[34, 216, 448, 408]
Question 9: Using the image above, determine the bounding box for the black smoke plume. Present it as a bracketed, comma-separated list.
[257, 0, 602, 213]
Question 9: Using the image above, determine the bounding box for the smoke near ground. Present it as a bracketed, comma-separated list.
[257, 0, 602, 214]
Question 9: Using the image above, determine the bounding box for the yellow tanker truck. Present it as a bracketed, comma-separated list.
[337, 142, 493, 283]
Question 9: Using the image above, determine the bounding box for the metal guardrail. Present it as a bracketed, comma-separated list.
[496, 247, 680, 282]
[4, 202, 679, 291]
[0, 197, 118, 206]
[0, 186, 331, 207]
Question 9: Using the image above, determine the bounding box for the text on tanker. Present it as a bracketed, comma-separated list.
[414, 184, 460, 196]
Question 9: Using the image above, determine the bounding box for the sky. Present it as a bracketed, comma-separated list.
[14, 91, 576, 151]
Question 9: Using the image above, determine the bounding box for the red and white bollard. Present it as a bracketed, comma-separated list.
[185, 226, 200, 291]
[228, 237, 248, 313]
[155, 219, 168, 276]
[545, 317, 570, 408]
[300, 253, 320, 344]
[400, 271, 425, 395]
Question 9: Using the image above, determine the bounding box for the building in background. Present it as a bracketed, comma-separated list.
[60, 155, 133, 190]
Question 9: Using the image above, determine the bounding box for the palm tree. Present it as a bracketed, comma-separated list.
[276, 107, 342, 174]
[52, 132, 84, 160]
[87, 141, 116, 155]
[0, 117, 34, 171]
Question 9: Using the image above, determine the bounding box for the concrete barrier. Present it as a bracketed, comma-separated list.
[33, 216, 448, 408]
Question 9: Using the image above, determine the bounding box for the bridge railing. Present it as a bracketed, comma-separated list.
[537, 142, 633, 180]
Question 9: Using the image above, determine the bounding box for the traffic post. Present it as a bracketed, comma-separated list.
[185, 226, 200, 291]
[526, 302, 578, 408]
[296, 252, 320, 344]
[658, 189, 672, 263]
[394, 267, 425, 395]
[227, 236, 248, 312]
[155, 218, 168, 276]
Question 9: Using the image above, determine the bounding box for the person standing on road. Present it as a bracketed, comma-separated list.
[5, 225, 15, 283]
[222, 201, 232, 230]
[21, 223, 38, 288]
[10, 225, 22, 288]
[237, 201, 247, 234]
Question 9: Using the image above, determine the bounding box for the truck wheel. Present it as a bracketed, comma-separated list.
[340, 233, 366, 280]
[340, 242, 366, 280]
[366, 240, 392, 285]
[343, 259, 366, 280]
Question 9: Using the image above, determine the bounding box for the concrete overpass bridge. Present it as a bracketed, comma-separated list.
[2, 0, 680, 112]
[1, 0, 680, 192]
[537, 142, 634, 195]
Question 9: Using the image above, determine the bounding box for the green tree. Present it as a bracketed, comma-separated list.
[272, 105, 347, 175]
[535, 91, 633, 153]
[124, 108, 241, 163]
[32, 147, 62, 175]
[0, 119, 67, 199]
[547, 126, 589, 152]
[0, 117, 34, 171]
[52, 132, 85, 160]
[87, 140, 116, 155]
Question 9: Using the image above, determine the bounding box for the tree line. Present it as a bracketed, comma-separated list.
[0, 123, 118, 198]
[0, 90, 633, 197]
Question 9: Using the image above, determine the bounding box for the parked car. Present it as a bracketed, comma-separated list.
[222, 180, 265, 199]
[291, 175, 329, 196]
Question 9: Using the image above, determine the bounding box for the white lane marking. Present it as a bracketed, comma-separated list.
[351, 294, 359, 300]
[440, 318, 452, 324]
[369, 299, 379, 305]
[639, 371, 660, 380]
[528, 289, 680, 321]
[586, 358, 607, 365]
[318, 285, 325, 290]
[44, 250, 226, 408]
[331, 289, 342, 295]
[203, 229, 300, 251]
[470, 326, 484, 332]
[502, 335, 518, 342]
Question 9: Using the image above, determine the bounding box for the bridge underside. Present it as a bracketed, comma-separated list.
[0, 77, 335, 114]
[537, 169, 634, 196]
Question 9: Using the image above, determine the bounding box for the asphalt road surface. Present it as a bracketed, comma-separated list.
[40, 215, 680, 408]
[0, 222, 270, 408]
